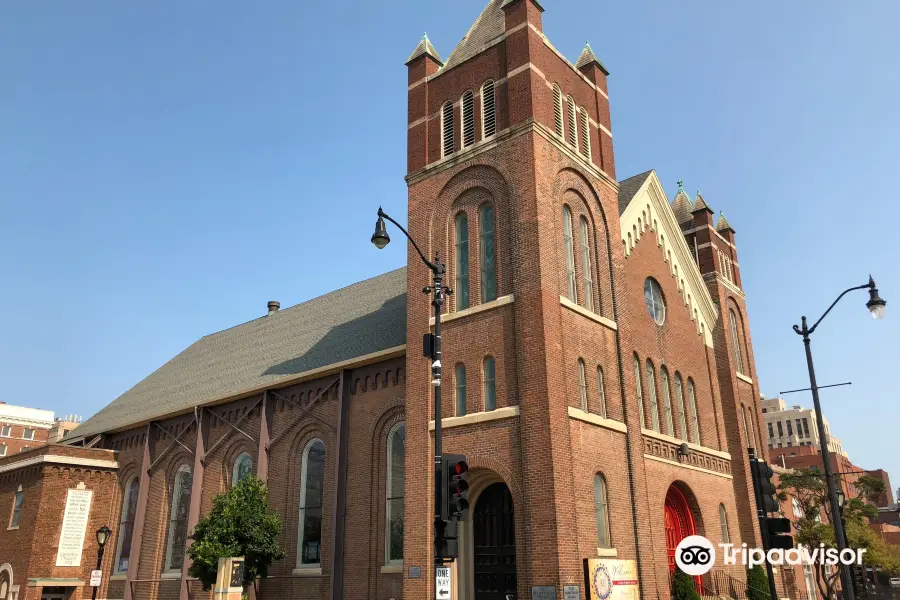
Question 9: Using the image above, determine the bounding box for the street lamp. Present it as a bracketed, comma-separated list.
[371, 206, 451, 581]
[793, 275, 886, 600]
[92, 525, 113, 600]
[837, 490, 845, 509]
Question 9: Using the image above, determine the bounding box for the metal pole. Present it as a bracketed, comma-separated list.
[799, 317, 856, 600]
[431, 256, 445, 581]
[92, 544, 105, 600]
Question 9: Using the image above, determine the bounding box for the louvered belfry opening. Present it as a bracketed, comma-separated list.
[553, 84, 563, 137]
[482, 80, 496, 139]
[462, 91, 476, 148]
[580, 108, 590, 158]
[566, 96, 577, 149]
[442, 101, 455, 157]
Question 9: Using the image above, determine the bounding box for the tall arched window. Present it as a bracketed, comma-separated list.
[579, 107, 591, 158]
[660, 367, 674, 437]
[719, 504, 730, 543]
[687, 379, 700, 444]
[482, 80, 496, 139]
[674, 373, 688, 441]
[483, 356, 497, 411]
[9, 485, 23, 529]
[479, 203, 497, 303]
[455, 364, 467, 417]
[114, 476, 140, 573]
[441, 101, 454, 158]
[594, 474, 611, 549]
[386, 424, 405, 565]
[461, 91, 475, 148]
[297, 439, 326, 567]
[729, 309, 746, 374]
[164, 464, 193, 572]
[232, 452, 253, 487]
[596, 366, 607, 418]
[566, 96, 577, 149]
[646, 360, 660, 432]
[563, 206, 577, 302]
[455, 213, 470, 310]
[578, 359, 588, 412]
[740, 405, 749, 442]
[579, 216, 594, 312]
[633, 355, 645, 427]
[553, 84, 563, 137]
[746, 406, 757, 450]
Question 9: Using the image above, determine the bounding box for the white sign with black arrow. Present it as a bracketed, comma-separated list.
[436, 566, 451, 599]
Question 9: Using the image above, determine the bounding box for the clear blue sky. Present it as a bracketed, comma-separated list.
[1, 2, 897, 493]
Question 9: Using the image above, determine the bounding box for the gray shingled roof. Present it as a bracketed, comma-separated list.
[716, 212, 735, 232]
[575, 42, 607, 73]
[406, 34, 443, 65]
[671, 190, 693, 223]
[441, 0, 507, 72]
[74, 268, 408, 438]
[692, 193, 712, 214]
[617, 170, 654, 215]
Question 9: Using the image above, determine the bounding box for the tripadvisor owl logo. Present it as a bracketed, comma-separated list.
[675, 536, 717, 576]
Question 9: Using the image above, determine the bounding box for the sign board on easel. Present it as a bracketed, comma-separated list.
[436, 566, 451, 600]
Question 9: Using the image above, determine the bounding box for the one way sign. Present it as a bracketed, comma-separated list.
[436, 566, 452, 599]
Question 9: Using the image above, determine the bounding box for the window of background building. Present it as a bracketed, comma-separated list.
[0, 426, 9, 438]
[777, 421, 784, 437]
[768, 422, 775, 439]
[115, 476, 140, 573]
[0, 444, 5, 457]
[164, 464, 192, 572]
[454, 213, 470, 310]
[644, 278, 666, 325]
[479, 203, 497, 303]
[23, 429, 34, 440]
[483, 357, 497, 411]
[796, 419, 804, 438]
[802, 418, 810, 437]
[455, 364, 467, 417]
[594, 474, 611, 549]
[298, 439, 325, 567]
[386, 424, 405, 565]
[9, 486, 24, 528]
[232, 453, 252, 487]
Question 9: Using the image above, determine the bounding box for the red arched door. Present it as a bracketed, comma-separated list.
[664, 485, 697, 573]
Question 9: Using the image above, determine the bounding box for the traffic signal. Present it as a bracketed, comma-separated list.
[435, 519, 459, 561]
[766, 517, 793, 550]
[441, 454, 469, 522]
[751, 458, 780, 514]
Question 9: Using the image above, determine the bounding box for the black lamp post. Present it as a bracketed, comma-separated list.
[372, 207, 451, 580]
[793, 276, 885, 600]
[92, 525, 112, 600]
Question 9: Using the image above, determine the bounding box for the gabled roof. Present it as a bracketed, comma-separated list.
[441, 0, 507, 72]
[73, 268, 408, 439]
[575, 42, 608, 74]
[406, 33, 443, 65]
[617, 170, 654, 215]
[716, 212, 735, 233]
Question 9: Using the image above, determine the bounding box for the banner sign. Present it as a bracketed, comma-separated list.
[584, 558, 640, 600]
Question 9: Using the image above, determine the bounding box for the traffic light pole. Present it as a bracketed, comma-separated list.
[749, 449, 780, 600]
[426, 255, 449, 574]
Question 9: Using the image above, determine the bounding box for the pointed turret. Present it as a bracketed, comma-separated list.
[692, 191, 713, 215]
[575, 42, 608, 74]
[405, 33, 442, 66]
[671, 180, 693, 224]
[716, 211, 734, 233]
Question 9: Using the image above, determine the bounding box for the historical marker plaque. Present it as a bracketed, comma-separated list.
[56, 487, 93, 566]
[533, 586, 557, 600]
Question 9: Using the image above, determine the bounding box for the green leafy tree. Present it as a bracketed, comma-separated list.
[746, 565, 770, 600]
[671, 569, 701, 600]
[853, 475, 887, 506]
[187, 476, 285, 591]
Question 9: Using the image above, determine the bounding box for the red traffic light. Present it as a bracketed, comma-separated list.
[455, 461, 469, 476]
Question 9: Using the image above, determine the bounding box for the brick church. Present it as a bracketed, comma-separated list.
[0, 1, 768, 600]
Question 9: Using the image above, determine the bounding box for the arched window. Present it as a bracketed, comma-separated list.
[646, 360, 660, 432]
[553, 84, 563, 137]
[719, 504, 730, 543]
[563, 206, 577, 302]
[297, 439, 326, 567]
[687, 379, 700, 444]
[114, 476, 140, 573]
[483, 356, 497, 411]
[596, 366, 607, 418]
[386, 424, 406, 565]
[633, 355, 645, 426]
[482, 80, 496, 139]
[579, 108, 591, 158]
[579, 216, 594, 312]
[746, 406, 757, 450]
[479, 203, 497, 303]
[578, 359, 588, 412]
[232, 452, 253, 487]
[461, 91, 475, 148]
[164, 464, 193, 572]
[455, 213, 470, 310]
[594, 474, 611, 548]
[9, 485, 23, 528]
[660, 367, 674, 437]
[644, 278, 666, 325]
[455, 364, 467, 417]
[740, 404, 749, 442]
[566, 96, 577, 149]
[674, 373, 688, 442]
[441, 101, 454, 158]
[729, 309, 746, 374]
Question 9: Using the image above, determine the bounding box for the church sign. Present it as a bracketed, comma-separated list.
[56, 486, 93, 567]
[584, 558, 640, 600]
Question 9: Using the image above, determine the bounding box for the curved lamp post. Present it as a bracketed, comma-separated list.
[372, 207, 451, 579]
[793, 276, 885, 600]
[92, 525, 113, 600]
